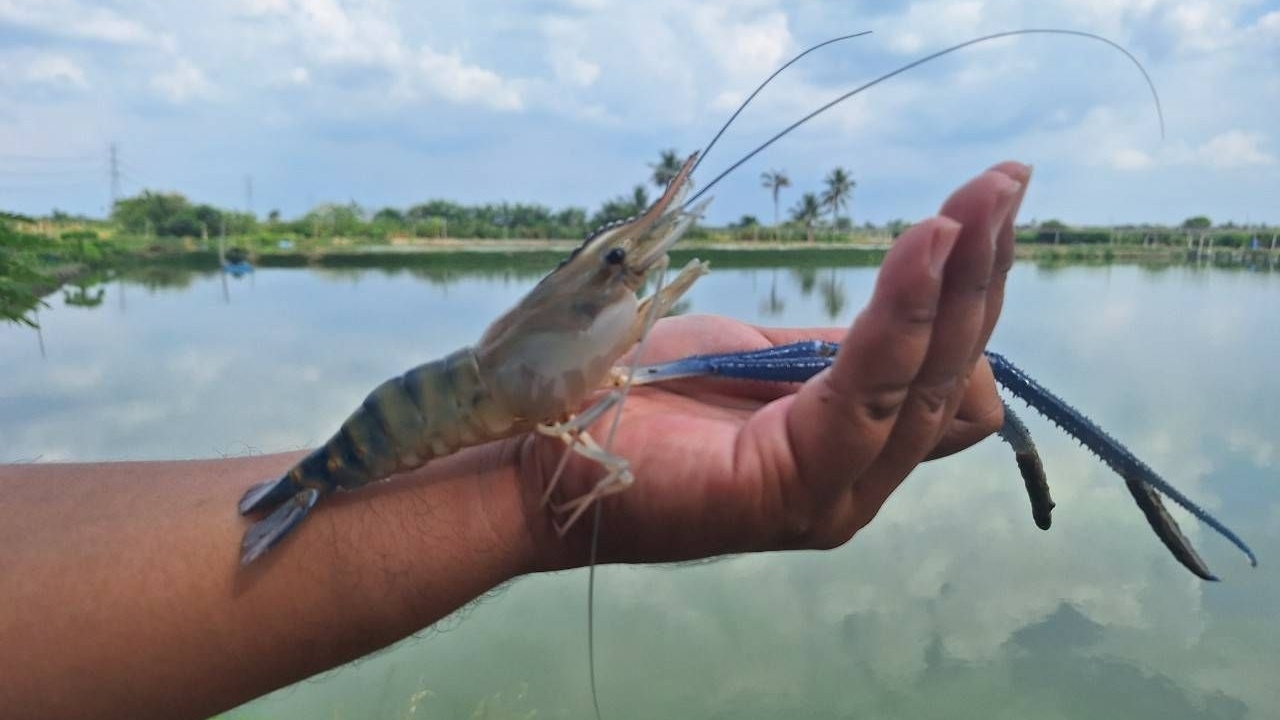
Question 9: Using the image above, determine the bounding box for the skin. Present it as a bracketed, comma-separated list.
[0, 161, 1029, 720]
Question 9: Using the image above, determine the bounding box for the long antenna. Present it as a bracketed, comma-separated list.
[685, 29, 1164, 208]
[690, 31, 873, 178]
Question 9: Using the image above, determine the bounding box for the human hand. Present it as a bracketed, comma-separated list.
[521, 161, 1031, 569]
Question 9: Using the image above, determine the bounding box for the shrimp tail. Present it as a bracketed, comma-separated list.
[238, 474, 300, 515]
[240, 487, 321, 565]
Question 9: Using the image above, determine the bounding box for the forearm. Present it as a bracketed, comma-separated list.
[0, 444, 534, 720]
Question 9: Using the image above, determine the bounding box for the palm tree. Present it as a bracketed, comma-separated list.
[649, 149, 682, 189]
[791, 192, 823, 243]
[821, 167, 855, 229]
[632, 185, 649, 212]
[760, 169, 791, 238]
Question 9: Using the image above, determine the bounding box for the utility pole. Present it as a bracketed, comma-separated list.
[108, 142, 121, 209]
[244, 175, 254, 218]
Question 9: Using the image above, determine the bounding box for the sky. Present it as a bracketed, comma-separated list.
[1, 0, 1277, 226]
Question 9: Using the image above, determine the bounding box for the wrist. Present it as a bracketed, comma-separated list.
[369, 438, 542, 620]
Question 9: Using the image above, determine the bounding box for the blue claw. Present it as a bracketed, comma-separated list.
[628, 340, 839, 385]
[629, 341, 1257, 579]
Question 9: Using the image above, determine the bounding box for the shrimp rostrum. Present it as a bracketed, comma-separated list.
[237, 154, 710, 565]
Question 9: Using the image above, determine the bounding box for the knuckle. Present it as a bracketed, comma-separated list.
[910, 377, 958, 415]
[773, 479, 822, 548]
[897, 303, 938, 328]
[819, 373, 908, 426]
[859, 384, 910, 422]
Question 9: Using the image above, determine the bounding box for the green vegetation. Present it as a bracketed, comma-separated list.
[3, 150, 1276, 325]
[1018, 217, 1275, 250]
[0, 213, 47, 326]
[790, 192, 824, 244]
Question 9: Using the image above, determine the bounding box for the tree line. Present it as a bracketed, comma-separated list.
[760, 166, 857, 243]
[14, 148, 1277, 252]
[99, 149, 877, 244]
[103, 150, 700, 244]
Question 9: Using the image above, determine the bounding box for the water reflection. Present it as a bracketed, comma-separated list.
[818, 268, 847, 320]
[1, 256, 1276, 719]
[61, 281, 105, 309]
[759, 269, 786, 318]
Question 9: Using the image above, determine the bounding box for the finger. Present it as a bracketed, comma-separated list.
[850, 171, 1022, 514]
[970, 161, 1032, 362]
[922, 163, 1029, 459]
[764, 216, 962, 540]
[927, 356, 1002, 459]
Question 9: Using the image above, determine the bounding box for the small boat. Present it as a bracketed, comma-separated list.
[221, 245, 254, 277]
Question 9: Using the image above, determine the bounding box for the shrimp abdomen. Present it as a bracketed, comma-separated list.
[239, 347, 519, 564]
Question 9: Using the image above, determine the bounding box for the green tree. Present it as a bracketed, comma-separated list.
[112, 191, 192, 237]
[0, 213, 48, 326]
[590, 194, 638, 229]
[760, 169, 791, 238]
[649, 149, 682, 189]
[1182, 216, 1212, 230]
[791, 192, 823, 243]
[821, 167, 855, 228]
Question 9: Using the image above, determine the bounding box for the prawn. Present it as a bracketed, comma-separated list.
[237, 155, 712, 564]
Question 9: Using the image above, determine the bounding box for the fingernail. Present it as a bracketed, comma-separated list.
[992, 179, 1023, 248]
[929, 217, 962, 278]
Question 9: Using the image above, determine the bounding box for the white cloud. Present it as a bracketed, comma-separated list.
[549, 46, 600, 88]
[151, 58, 217, 104]
[0, 0, 155, 45]
[884, 0, 986, 54]
[1111, 147, 1154, 170]
[689, 5, 791, 80]
[233, 0, 524, 110]
[1196, 130, 1275, 168]
[238, 0, 291, 16]
[274, 65, 310, 86]
[414, 46, 523, 111]
[2, 52, 89, 90]
[244, 0, 404, 67]
[1165, 1, 1238, 51]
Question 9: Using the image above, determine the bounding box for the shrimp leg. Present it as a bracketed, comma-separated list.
[536, 258, 711, 534]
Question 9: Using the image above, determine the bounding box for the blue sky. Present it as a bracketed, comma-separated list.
[1, 0, 1277, 225]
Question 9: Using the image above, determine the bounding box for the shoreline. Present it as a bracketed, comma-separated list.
[11, 240, 1274, 324]
[111, 237, 1278, 267]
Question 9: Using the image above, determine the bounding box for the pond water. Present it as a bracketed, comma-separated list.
[2, 255, 1276, 719]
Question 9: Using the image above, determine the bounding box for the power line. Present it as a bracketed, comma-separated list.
[109, 142, 120, 208]
[0, 152, 97, 163]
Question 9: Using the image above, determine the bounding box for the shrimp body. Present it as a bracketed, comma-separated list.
[237, 154, 710, 565]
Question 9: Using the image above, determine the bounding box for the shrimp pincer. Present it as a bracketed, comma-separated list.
[237, 154, 711, 565]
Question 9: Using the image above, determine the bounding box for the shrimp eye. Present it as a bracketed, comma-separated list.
[605, 247, 626, 265]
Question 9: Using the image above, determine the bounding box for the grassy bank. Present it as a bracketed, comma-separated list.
[6, 223, 1276, 326]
